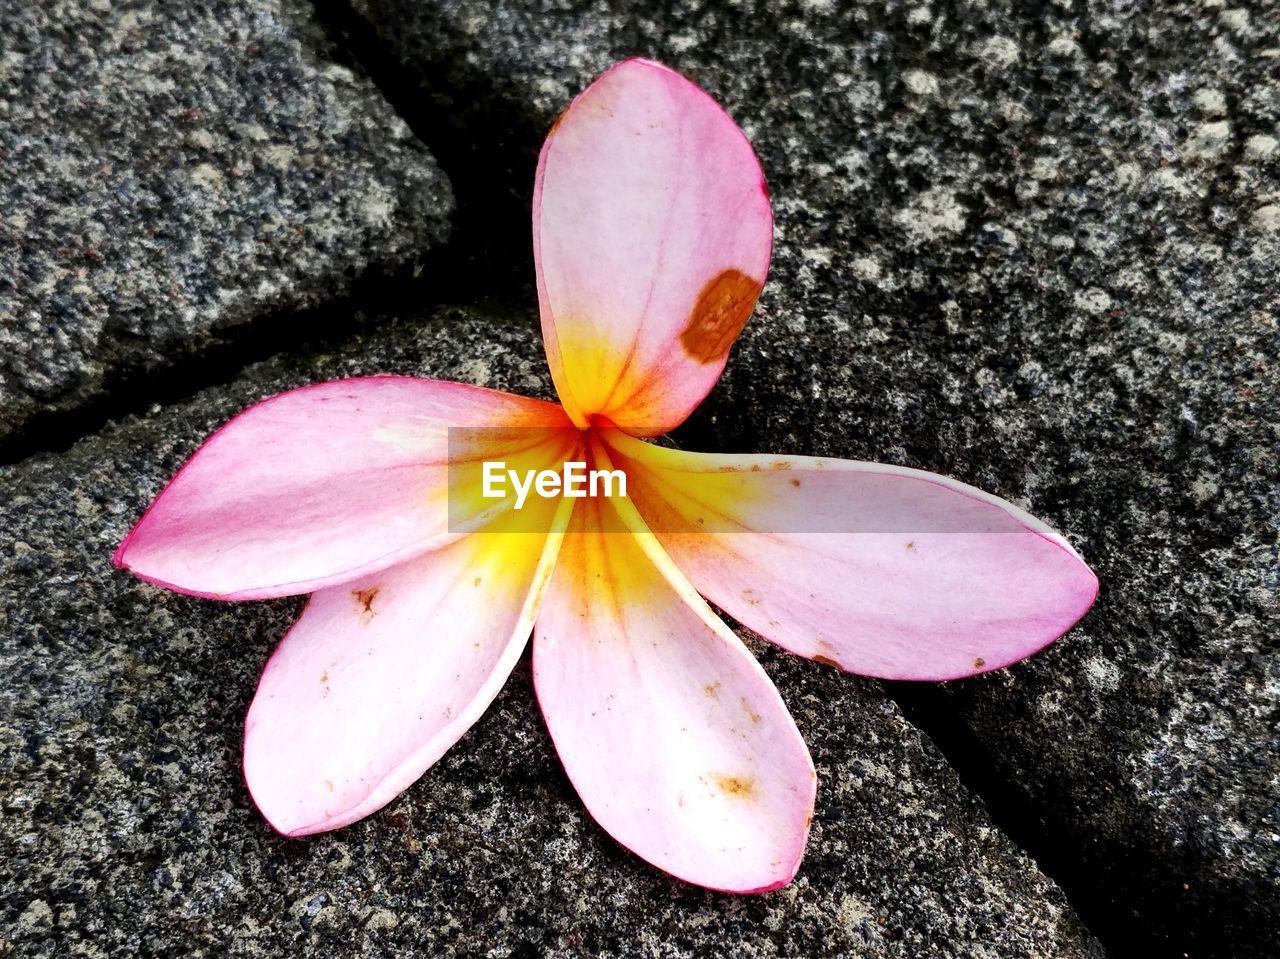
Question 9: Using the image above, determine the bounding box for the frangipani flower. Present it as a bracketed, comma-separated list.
[115, 59, 1097, 893]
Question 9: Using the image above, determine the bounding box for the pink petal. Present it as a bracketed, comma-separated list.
[244, 495, 574, 835]
[115, 376, 574, 599]
[533, 478, 815, 892]
[607, 431, 1099, 681]
[534, 59, 773, 435]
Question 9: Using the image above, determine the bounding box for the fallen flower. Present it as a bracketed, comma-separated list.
[115, 58, 1098, 893]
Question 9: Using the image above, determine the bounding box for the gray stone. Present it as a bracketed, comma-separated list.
[345, 0, 1280, 954]
[0, 305, 1101, 958]
[0, 0, 452, 445]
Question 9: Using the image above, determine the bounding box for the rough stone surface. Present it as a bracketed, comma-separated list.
[343, 1, 1280, 954]
[0, 0, 452, 445]
[0, 306, 1101, 957]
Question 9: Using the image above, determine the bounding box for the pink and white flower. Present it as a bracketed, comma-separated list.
[115, 59, 1097, 893]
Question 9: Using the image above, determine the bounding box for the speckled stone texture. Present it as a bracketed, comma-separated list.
[0, 306, 1101, 958]
[342, 1, 1280, 954]
[0, 0, 451, 445]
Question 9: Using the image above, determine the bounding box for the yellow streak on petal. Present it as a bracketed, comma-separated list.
[466, 486, 577, 644]
[554, 321, 627, 424]
[598, 429, 782, 536]
[585, 435, 755, 622]
[445, 428, 582, 535]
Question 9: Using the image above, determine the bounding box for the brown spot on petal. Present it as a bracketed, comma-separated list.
[703, 681, 722, 700]
[813, 640, 844, 670]
[547, 105, 569, 137]
[740, 697, 762, 725]
[790, 478, 801, 488]
[680, 269, 762, 363]
[712, 774, 757, 799]
[973, 657, 986, 670]
[354, 587, 380, 615]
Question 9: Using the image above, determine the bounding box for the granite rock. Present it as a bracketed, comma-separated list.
[344, 0, 1280, 954]
[0, 0, 452, 446]
[0, 305, 1102, 958]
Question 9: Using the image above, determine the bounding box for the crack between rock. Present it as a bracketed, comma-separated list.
[0, 0, 544, 468]
[0, 267, 527, 467]
[888, 682, 1196, 959]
